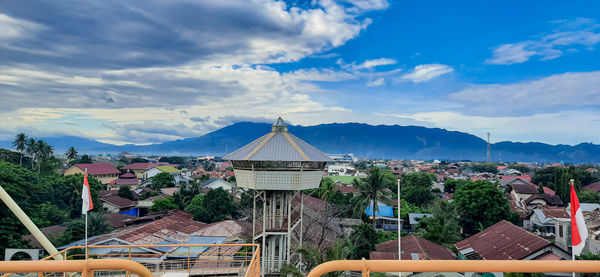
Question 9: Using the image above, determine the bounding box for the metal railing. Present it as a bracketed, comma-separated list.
[1, 243, 260, 277]
[306, 259, 600, 277]
[0, 259, 152, 277]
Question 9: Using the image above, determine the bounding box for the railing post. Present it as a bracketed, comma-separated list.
[187, 247, 191, 274]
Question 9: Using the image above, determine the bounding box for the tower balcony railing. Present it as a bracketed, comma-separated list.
[305, 259, 600, 277]
[1, 243, 260, 277]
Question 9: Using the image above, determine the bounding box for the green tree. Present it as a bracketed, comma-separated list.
[347, 223, 377, 259]
[87, 212, 113, 236]
[151, 172, 175, 190]
[470, 162, 498, 174]
[12, 133, 28, 166]
[130, 157, 149, 164]
[318, 177, 336, 202]
[54, 174, 103, 218]
[578, 190, 599, 203]
[30, 202, 68, 228]
[416, 201, 462, 248]
[454, 180, 511, 236]
[65, 146, 78, 161]
[185, 188, 235, 223]
[149, 197, 178, 212]
[401, 172, 435, 206]
[118, 186, 135, 201]
[444, 179, 468, 193]
[25, 137, 37, 168]
[354, 168, 393, 225]
[281, 240, 349, 277]
[537, 182, 544, 194]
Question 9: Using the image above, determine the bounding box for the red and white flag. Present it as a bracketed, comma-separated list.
[81, 172, 93, 214]
[570, 179, 588, 256]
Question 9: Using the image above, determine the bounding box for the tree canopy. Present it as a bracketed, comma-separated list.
[454, 180, 512, 236]
[152, 172, 175, 190]
[185, 188, 235, 223]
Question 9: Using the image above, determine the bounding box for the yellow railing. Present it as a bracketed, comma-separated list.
[0, 259, 152, 277]
[306, 259, 600, 277]
[1, 243, 260, 277]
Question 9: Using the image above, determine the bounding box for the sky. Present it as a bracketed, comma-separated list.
[1, 0, 599, 145]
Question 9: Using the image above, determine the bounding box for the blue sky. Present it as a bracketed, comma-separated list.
[0, 0, 599, 145]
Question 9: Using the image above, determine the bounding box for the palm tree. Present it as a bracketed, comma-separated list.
[26, 137, 37, 168]
[34, 140, 54, 176]
[87, 212, 113, 236]
[354, 167, 392, 226]
[65, 146, 78, 161]
[12, 133, 28, 166]
[318, 177, 335, 202]
[280, 240, 349, 277]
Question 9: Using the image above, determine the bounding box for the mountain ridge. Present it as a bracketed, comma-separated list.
[1, 122, 599, 162]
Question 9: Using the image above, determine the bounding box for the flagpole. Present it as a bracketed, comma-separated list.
[397, 179, 401, 277]
[85, 168, 88, 260]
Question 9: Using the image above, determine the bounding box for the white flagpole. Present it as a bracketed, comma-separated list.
[570, 179, 575, 277]
[397, 179, 401, 277]
[85, 168, 88, 260]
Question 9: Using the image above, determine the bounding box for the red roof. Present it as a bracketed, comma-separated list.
[75, 163, 120, 175]
[371, 235, 456, 260]
[101, 195, 136, 208]
[583, 182, 600, 193]
[502, 175, 532, 181]
[455, 220, 551, 260]
[498, 166, 508, 170]
[115, 178, 139, 185]
[116, 211, 206, 243]
[106, 213, 137, 228]
[334, 185, 360, 193]
[123, 162, 172, 171]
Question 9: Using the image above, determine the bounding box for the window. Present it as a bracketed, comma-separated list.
[559, 225, 563, 237]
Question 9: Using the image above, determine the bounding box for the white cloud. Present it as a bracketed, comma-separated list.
[400, 64, 454, 83]
[356, 58, 397, 69]
[486, 18, 600, 65]
[0, 14, 44, 40]
[449, 71, 600, 116]
[366, 78, 385, 86]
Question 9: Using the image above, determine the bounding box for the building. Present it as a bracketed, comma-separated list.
[327, 164, 357, 176]
[225, 117, 331, 275]
[64, 163, 121, 184]
[456, 220, 570, 277]
[199, 178, 235, 191]
[100, 195, 137, 214]
[370, 235, 456, 260]
[508, 183, 538, 203]
[523, 207, 569, 237]
[107, 172, 139, 190]
[407, 213, 434, 232]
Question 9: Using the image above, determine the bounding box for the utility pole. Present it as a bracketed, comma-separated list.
[397, 178, 401, 277]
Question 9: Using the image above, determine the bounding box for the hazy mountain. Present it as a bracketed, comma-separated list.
[2, 122, 599, 162]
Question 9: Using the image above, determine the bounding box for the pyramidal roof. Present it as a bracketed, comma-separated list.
[224, 117, 331, 162]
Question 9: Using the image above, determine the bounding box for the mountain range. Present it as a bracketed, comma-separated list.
[1, 122, 599, 163]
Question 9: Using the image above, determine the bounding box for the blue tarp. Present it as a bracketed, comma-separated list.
[120, 208, 138, 217]
[365, 205, 394, 217]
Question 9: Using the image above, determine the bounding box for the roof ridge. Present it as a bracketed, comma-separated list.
[287, 132, 331, 160]
[244, 132, 277, 160]
[282, 132, 309, 161]
[224, 132, 271, 160]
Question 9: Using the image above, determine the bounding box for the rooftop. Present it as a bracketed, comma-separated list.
[224, 117, 331, 162]
[74, 163, 120, 175]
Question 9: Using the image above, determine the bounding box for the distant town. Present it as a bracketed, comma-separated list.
[2, 124, 600, 275]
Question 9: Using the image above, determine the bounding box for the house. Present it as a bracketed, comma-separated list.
[365, 203, 398, 231]
[143, 165, 180, 180]
[333, 185, 360, 195]
[107, 172, 139, 190]
[498, 168, 522, 176]
[64, 163, 121, 184]
[100, 195, 137, 214]
[455, 220, 570, 260]
[370, 235, 456, 261]
[199, 178, 235, 191]
[327, 164, 357, 176]
[407, 213, 433, 232]
[124, 162, 177, 178]
[509, 183, 538, 203]
[582, 182, 600, 193]
[524, 194, 563, 208]
[23, 225, 67, 249]
[523, 207, 569, 237]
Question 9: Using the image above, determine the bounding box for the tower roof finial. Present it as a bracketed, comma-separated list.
[272, 117, 288, 132]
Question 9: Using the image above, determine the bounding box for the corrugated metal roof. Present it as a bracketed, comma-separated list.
[224, 118, 331, 162]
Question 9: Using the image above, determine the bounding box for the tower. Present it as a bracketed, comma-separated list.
[225, 118, 331, 275]
[487, 132, 491, 163]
